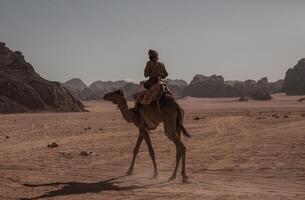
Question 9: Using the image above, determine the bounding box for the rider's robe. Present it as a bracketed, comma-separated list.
[144, 60, 168, 89]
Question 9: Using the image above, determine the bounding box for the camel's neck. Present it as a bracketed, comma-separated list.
[117, 95, 133, 123]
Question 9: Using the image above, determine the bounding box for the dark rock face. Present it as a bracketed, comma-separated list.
[0, 43, 85, 113]
[181, 74, 281, 100]
[0, 95, 27, 113]
[283, 59, 305, 95]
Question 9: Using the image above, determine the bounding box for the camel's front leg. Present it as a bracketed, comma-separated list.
[141, 129, 158, 178]
[127, 133, 143, 175]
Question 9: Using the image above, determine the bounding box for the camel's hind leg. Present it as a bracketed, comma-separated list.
[127, 132, 143, 175]
[167, 124, 188, 183]
[168, 128, 182, 181]
[141, 128, 158, 178]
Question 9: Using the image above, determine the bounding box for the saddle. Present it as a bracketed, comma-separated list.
[133, 81, 172, 106]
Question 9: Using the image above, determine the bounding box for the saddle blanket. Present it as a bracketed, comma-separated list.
[133, 82, 163, 105]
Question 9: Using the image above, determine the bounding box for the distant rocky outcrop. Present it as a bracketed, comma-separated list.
[120, 82, 139, 100]
[89, 80, 128, 91]
[0, 42, 85, 113]
[63, 78, 99, 101]
[63, 78, 87, 91]
[62, 78, 87, 100]
[65, 74, 283, 101]
[165, 79, 188, 87]
[88, 80, 129, 100]
[64, 77, 190, 101]
[181, 74, 226, 98]
[269, 79, 284, 94]
[181, 74, 282, 100]
[64, 78, 140, 101]
[283, 59, 305, 95]
[164, 78, 188, 99]
[63, 72, 285, 102]
[79, 87, 100, 101]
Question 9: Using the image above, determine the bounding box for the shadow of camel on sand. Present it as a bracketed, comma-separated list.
[21, 175, 159, 200]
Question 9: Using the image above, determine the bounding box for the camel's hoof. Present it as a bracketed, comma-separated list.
[126, 170, 133, 176]
[182, 175, 189, 183]
[168, 175, 176, 182]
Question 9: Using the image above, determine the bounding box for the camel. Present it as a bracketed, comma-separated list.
[103, 89, 190, 183]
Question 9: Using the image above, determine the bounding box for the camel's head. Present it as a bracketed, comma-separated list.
[103, 90, 124, 104]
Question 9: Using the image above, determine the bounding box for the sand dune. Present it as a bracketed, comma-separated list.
[1, 93, 305, 199]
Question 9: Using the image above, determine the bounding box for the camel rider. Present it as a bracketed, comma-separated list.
[144, 49, 168, 89]
[137, 49, 170, 106]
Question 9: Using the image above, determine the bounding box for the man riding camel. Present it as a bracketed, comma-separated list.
[144, 49, 168, 89]
[136, 49, 170, 105]
[102, 49, 190, 183]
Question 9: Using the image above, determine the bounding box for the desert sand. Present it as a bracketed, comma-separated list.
[1, 93, 305, 200]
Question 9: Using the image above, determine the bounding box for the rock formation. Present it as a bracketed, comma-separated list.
[64, 74, 282, 101]
[181, 74, 281, 100]
[165, 79, 188, 87]
[283, 59, 305, 95]
[64, 78, 140, 101]
[63, 78, 87, 91]
[0, 95, 27, 113]
[89, 80, 128, 91]
[63, 72, 285, 102]
[269, 79, 284, 94]
[120, 82, 139, 100]
[0, 43, 85, 113]
[181, 74, 226, 97]
[164, 79, 188, 99]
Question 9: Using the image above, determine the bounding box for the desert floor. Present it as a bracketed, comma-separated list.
[1, 93, 305, 200]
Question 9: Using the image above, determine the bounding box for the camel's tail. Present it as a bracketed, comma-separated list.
[178, 121, 191, 138]
[174, 100, 191, 138]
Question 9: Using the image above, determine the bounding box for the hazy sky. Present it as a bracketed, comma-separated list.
[1, 0, 305, 85]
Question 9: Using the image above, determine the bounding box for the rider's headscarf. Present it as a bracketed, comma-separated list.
[148, 49, 159, 62]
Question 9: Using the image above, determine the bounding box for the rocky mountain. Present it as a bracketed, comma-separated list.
[283, 58, 305, 95]
[64, 74, 283, 101]
[164, 79, 188, 99]
[182, 74, 226, 97]
[165, 79, 188, 87]
[62, 78, 98, 101]
[63, 77, 190, 101]
[78, 87, 99, 101]
[269, 79, 284, 94]
[120, 82, 139, 100]
[0, 42, 85, 113]
[181, 74, 282, 100]
[63, 78, 139, 101]
[63, 78, 87, 91]
[89, 80, 128, 91]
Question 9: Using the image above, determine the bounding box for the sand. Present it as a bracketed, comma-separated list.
[1, 93, 305, 200]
